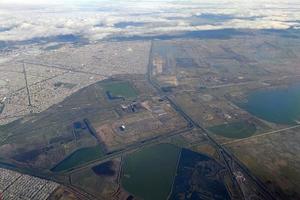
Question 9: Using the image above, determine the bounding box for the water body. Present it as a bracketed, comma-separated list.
[121, 143, 181, 200]
[51, 145, 104, 172]
[241, 84, 300, 124]
[92, 161, 115, 176]
[121, 144, 231, 200]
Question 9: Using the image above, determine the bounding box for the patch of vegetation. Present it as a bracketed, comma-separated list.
[191, 144, 217, 158]
[168, 136, 189, 148]
[208, 121, 256, 139]
[71, 166, 118, 198]
[170, 149, 230, 200]
[103, 81, 138, 99]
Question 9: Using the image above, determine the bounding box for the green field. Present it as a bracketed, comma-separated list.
[51, 145, 104, 172]
[208, 121, 257, 139]
[103, 81, 138, 99]
[121, 143, 181, 200]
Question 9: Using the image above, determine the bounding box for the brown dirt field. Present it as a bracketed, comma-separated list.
[95, 124, 122, 149]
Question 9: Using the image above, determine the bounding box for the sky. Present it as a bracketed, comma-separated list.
[0, 0, 300, 42]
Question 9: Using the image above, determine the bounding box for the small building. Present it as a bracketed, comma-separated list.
[120, 124, 126, 131]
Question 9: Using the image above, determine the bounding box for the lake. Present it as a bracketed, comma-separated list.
[121, 143, 181, 200]
[241, 84, 300, 124]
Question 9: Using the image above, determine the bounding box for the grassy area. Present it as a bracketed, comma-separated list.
[51, 145, 104, 172]
[0, 120, 21, 144]
[208, 121, 256, 139]
[103, 82, 138, 99]
[168, 135, 189, 148]
[121, 143, 181, 200]
[191, 144, 217, 158]
[228, 135, 300, 199]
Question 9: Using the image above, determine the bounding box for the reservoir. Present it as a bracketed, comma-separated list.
[121, 143, 180, 200]
[241, 84, 300, 125]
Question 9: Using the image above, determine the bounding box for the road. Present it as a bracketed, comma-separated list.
[65, 126, 192, 175]
[222, 124, 300, 145]
[22, 62, 32, 107]
[21, 60, 108, 78]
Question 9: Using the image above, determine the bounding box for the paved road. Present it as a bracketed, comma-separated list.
[222, 124, 300, 145]
[21, 60, 108, 77]
[64, 126, 192, 175]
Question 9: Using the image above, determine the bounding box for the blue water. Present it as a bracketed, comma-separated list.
[242, 84, 300, 124]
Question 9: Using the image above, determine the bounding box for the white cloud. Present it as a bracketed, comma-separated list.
[0, 0, 299, 43]
[0, 0, 93, 5]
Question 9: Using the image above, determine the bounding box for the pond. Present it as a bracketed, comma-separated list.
[51, 145, 104, 172]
